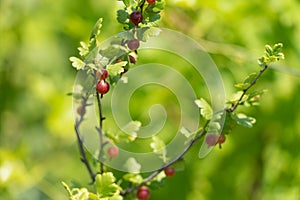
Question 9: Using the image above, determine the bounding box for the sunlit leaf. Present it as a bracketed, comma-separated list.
[123, 173, 143, 184]
[195, 98, 213, 120]
[124, 157, 141, 173]
[137, 27, 161, 42]
[69, 57, 85, 70]
[107, 61, 127, 76]
[95, 172, 122, 198]
[230, 113, 256, 128]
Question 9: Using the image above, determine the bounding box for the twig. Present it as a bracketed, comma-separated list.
[75, 95, 96, 183]
[121, 125, 208, 196]
[96, 92, 105, 174]
[226, 64, 268, 113]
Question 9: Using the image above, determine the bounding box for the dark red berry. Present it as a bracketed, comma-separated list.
[137, 186, 150, 200]
[107, 146, 119, 158]
[217, 134, 226, 144]
[96, 68, 109, 80]
[127, 39, 140, 50]
[164, 166, 175, 177]
[147, 0, 156, 4]
[96, 80, 110, 94]
[205, 134, 218, 147]
[130, 11, 143, 25]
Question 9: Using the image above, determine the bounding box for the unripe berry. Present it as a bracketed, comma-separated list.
[107, 146, 119, 158]
[130, 11, 143, 25]
[205, 134, 218, 147]
[164, 166, 175, 177]
[96, 68, 109, 80]
[137, 186, 150, 200]
[127, 39, 140, 51]
[147, 0, 156, 4]
[96, 80, 110, 94]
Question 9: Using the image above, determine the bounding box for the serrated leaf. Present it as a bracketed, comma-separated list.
[137, 27, 161, 42]
[107, 61, 127, 76]
[117, 31, 134, 40]
[70, 57, 85, 70]
[230, 113, 256, 128]
[122, 121, 142, 138]
[95, 173, 122, 198]
[180, 127, 195, 138]
[123, 173, 143, 184]
[122, 0, 130, 7]
[195, 98, 213, 120]
[150, 136, 166, 153]
[78, 41, 89, 57]
[244, 73, 257, 85]
[117, 10, 129, 24]
[90, 18, 103, 40]
[234, 83, 250, 90]
[94, 54, 109, 68]
[124, 157, 141, 173]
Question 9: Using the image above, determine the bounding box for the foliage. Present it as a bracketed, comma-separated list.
[1, 0, 300, 200]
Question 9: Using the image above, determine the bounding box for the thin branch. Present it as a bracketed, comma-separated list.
[121, 125, 208, 196]
[226, 65, 268, 113]
[74, 95, 96, 183]
[96, 92, 105, 174]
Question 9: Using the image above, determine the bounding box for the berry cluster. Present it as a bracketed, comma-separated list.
[96, 68, 110, 95]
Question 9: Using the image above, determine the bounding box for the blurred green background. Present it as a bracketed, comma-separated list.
[1, 0, 300, 199]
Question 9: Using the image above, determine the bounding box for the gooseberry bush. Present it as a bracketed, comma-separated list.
[65, 0, 285, 199]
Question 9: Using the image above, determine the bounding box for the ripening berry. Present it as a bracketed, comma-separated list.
[96, 80, 110, 94]
[96, 68, 109, 80]
[147, 0, 156, 4]
[205, 134, 218, 147]
[77, 106, 85, 116]
[217, 134, 226, 144]
[130, 11, 143, 25]
[137, 186, 150, 200]
[127, 39, 140, 50]
[107, 146, 119, 158]
[164, 166, 175, 177]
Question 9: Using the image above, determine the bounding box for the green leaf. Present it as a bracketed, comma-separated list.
[90, 18, 103, 41]
[122, 0, 130, 7]
[78, 41, 89, 57]
[195, 98, 213, 120]
[117, 31, 134, 40]
[180, 127, 195, 138]
[117, 10, 129, 24]
[136, 27, 161, 42]
[230, 113, 256, 128]
[123, 173, 143, 184]
[95, 173, 122, 198]
[124, 157, 141, 173]
[69, 57, 85, 70]
[121, 121, 141, 139]
[150, 136, 166, 153]
[150, 136, 167, 162]
[107, 61, 126, 76]
[244, 72, 257, 85]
